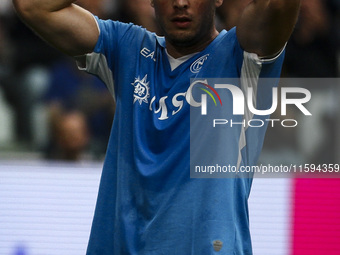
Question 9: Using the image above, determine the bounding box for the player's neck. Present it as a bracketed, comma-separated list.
[166, 29, 219, 59]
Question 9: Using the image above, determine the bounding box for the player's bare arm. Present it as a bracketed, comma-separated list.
[237, 0, 301, 57]
[12, 0, 99, 56]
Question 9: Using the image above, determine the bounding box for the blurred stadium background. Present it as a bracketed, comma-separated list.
[0, 0, 339, 254]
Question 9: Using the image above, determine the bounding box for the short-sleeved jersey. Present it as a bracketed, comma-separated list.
[81, 17, 285, 255]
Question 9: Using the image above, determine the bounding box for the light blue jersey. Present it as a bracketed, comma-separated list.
[81, 17, 285, 254]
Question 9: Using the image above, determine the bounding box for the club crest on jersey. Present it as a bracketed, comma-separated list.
[132, 75, 150, 105]
[190, 54, 209, 73]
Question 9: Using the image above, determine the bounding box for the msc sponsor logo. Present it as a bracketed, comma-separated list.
[132, 77, 312, 127]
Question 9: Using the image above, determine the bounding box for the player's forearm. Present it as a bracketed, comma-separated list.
[250, 0, 300, 11]
[13, 0, 76, 18]
[12, 0, 99, 57]
[237, 0, 301, 56]
[251, 0, 301, 38]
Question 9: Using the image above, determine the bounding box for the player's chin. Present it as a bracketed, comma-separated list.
[167, 31, 198, 46]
